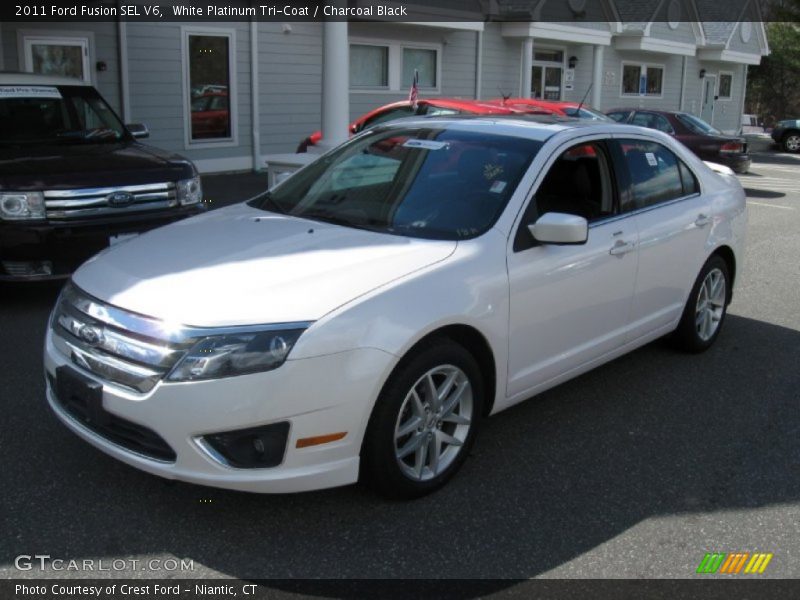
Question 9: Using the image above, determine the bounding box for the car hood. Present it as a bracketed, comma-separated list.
[72, 202, 457, 326]
[0, 141, 194, 190]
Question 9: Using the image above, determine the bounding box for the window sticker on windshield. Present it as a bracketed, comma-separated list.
[0, 86, 62, 99]
[645, 152, 658, 167]
[402, 139, 449, 151]
[489, 180, 507, 194]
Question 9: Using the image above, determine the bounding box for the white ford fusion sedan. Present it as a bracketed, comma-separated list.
[44, 117, 746, 498]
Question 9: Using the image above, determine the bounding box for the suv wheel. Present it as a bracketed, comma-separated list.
[361, 340, 484, 499]
[782, 132, 800, 152]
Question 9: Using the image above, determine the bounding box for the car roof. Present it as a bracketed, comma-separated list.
[0, 71, 90, 86]
[374, 114, 654, 142]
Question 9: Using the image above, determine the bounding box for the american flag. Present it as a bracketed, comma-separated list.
[408, 69, 419, 108]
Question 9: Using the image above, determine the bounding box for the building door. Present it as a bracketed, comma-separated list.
[701, 75, 716, 124]
[531, 49, 564, 100]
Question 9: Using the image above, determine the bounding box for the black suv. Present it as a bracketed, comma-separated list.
[0, 73, 204, 280]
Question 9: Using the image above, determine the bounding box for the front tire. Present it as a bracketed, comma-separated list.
[361, 339, 484, 499]
[782, 132, 800, 153]
[672, 255, 730, 353]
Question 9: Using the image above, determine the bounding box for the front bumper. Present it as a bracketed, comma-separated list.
[44, 329, 395, 493]
[1, 206, 203, 281]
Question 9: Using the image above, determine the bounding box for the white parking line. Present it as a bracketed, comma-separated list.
[747, 200, 796, 210]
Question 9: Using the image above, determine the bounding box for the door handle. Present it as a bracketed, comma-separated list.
[695, 213, 712, 228]
[609, 240, 635, 256]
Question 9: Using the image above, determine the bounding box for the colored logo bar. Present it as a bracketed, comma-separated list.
[696, 552, 773, 574]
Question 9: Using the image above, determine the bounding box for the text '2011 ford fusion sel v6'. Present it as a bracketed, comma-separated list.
[44, 117, 746, 498]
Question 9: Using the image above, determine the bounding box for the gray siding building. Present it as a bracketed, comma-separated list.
[0, 0, 769, 173]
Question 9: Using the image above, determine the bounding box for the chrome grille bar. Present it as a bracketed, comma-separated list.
[50, 283, 313, 394]
[44, 182, 177, 220]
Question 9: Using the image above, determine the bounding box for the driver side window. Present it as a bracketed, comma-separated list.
[514, 142, 615, 252]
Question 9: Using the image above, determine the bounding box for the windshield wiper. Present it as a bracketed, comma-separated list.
[297, 209, 385, 233]
[252, 191, 286, 215]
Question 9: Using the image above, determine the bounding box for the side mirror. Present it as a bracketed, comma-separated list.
[528, 212, 588, 245]
[126, 123, 149, 139]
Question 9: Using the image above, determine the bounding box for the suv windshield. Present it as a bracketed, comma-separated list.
[249, 125, 541, 240]
[677, 113, 722, 136]
[0, 84, 127, 144]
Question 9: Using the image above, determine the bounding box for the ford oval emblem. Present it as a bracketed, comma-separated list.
[78, 324, 104, 346]
[107, 191, 135, 207]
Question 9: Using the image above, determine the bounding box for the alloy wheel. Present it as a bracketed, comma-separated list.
[695, 267, 726, 341]
[393, 365, 473, 481]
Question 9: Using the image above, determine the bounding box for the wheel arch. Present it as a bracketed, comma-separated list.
[386, 324, 498, 417]
[710, 244, 736, 301]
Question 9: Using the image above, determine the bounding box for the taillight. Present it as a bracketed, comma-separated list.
[720, 141, 743, 154]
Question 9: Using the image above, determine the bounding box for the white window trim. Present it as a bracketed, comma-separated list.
[349, 37, 442, 94]
[181, 26, 238, 150]
[620, 61, 665, 99]
[717, 70, 734, 101]
[17, 30, 94, 84]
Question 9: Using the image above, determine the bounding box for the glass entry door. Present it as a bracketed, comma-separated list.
[531, 50, 564, 100]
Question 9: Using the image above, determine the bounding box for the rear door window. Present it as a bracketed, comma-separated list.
[615, 140, 686, 211]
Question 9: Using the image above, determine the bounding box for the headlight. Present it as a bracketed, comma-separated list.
[0, 192, 45, 220]
[176, 176, 202, 206]
[166, 328, 305, 382]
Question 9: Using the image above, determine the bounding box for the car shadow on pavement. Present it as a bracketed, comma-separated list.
[1, 311, 798, 585]
[743, 188, 786, 199]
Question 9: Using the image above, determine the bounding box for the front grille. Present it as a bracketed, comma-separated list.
[49, 371, 177, 462]
[44, 182, 177, 220]
[50, 283, 191, 393]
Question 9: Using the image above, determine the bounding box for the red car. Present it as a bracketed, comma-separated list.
[606, 108, 751, 174]
[488, 98, 611, 121]
[191, 92, 230, 139]
[297, 98, 541, 152]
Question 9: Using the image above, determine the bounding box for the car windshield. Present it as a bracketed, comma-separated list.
[249, 125, 541, 240]
[0, 84, 127, 144]
[677, 113, 722, 135]
[563, 106, 611, 121]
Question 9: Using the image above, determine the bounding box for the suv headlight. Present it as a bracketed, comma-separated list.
[0, 192, 45, 220]
[176, 176, 202, 206]
[166, 328, 306, 382]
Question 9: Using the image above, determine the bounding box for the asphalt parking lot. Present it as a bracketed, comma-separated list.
[1, 152, 799, 583]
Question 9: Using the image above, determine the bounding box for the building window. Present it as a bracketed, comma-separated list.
[349, 39, 441, 92]
[183, 28, 236, 146]
[22, 36, 90, 83]
[621, 63, 664, 97]
[350, 44, 389, 88]
[718, 72, 733, 100]
[402, 48, 437, 88]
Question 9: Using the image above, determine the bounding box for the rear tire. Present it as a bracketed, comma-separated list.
[782, 132, 800, 153]
[672, 255, 730, 353]
[361, 339, 484, 499]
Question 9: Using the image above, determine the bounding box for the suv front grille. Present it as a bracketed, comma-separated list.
[44, 182, 177, 220]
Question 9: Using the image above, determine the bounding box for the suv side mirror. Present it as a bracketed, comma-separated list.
[528, 212, 588, 245]
[126, 123, 149, 139]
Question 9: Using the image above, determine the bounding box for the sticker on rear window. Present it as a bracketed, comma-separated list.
[0, 86, 62, 99]
[645, 152, 658, 167]
[489, 180, 507, 194]
[402, 139, 448, 151]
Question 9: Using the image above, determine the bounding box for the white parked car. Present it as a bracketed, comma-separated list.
[44, 118, 746, 498]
